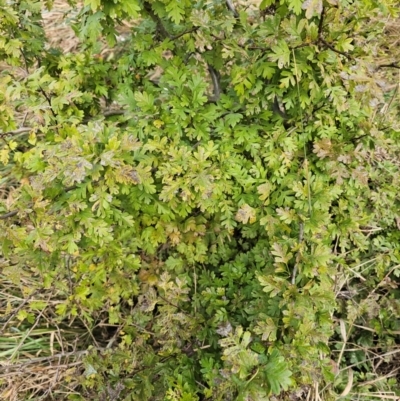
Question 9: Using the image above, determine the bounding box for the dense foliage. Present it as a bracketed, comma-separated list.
[1, 0, 400, 399]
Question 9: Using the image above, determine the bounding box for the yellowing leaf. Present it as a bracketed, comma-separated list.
[270, 40, 291, 69]
[0, 148, 9, 164]
[3, 264, 21, 284]
[302, 0, 323, 19]
[257, 182, 273, 202]
[8, 140, 17, 150]
[28, 131, 37, 145]
[338, 37, 354, 52]
[235, 204, 256, 224]
[271, 242, 293, 264]
[17, 310, 29, 321]
[313, 138, 333, 159]
[153, 119, 164, 128]
[254, 317, 278, 341]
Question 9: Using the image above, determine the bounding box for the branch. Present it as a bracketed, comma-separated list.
[39, 86, 57, 119]
[142, 4, 221, 105]
[0, 210, 18, 220]
[143, 1, 171, 39]
[291, 222, 304, 285]
[103, 109, 125, 118]
[0, 127, 31, 139]
[226, 0, 239, 18]
[83, 109, 125, 123]
[158, 294, 191, 317]
[316, 6, 352, 61]
[272, 96, 288, 120]
[207, 65, 221, 103]
[0, 290, 38, 334]
[319, 38, 351, 60]
[143, 2, 198, 43]
[317, 6, 325, 38]
[377, 63, 400, 69]
[171, 27, 198, 41]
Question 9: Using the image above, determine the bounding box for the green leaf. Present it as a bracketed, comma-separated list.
[337, 37, 354, 52]
[264, 349, 293, 394]
[134, 91, 155, 112]
[257, 274, 287, 297]
[225, 113, 243, 128]
[288, 0, 304, 15]
[254, 317, 278, 342]
[271, 242, 293, 265]
[260, 0, 274, 10]
[270, 40, 291, 69]
[165, 1, 185, 24]
[121, 0, 141, 18]
[84, 0, 101, 13]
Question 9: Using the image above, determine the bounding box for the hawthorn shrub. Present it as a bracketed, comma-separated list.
[0, 0, 400, 400]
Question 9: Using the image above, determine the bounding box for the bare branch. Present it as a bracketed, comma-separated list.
[319, 38, 352, 60]
[226, 0, 239, 18]
[0, 127, 31, 139]
[207, 65, 222, 103]
[171, 27, 198, 41]
[377, 63, 400, 69]
[291, 222, 304, 285]
[318, 6, 325, 38]
[143, 1, 171, 39]
[0, 210, 18, 220]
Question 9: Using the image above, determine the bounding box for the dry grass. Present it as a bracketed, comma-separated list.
[42, 1, 81, 53]
[43, 0, 133, 55]
[0, 358, 83, 401]
[0, 272, 88, 400]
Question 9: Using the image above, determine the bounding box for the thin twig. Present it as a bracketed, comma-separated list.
[317, 6, 325, 38]
[0, 127, 35, 139]
[339, 348, 400, 373]
[0, 210, 18, 220]
[158, 294, 191, 317]
[378, 63, 400, 69]
[143, 1, 170, 39]
[106, 325, 123, 349]
[79, 317, 100, 348]
[171, 27, 198, 41]
[291, 222, 304, 285]
[193, 266, 197, 316]
[38, 86, 57, 119]
[103, 109, 125, 118]
[20, 112, 28, 127]
[319, 38, 351, 59]
[0, 290, 38, 334]
[226, 0, 239, 18]
[207, 65, 221, 103]
[9, 297, 50, 361]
